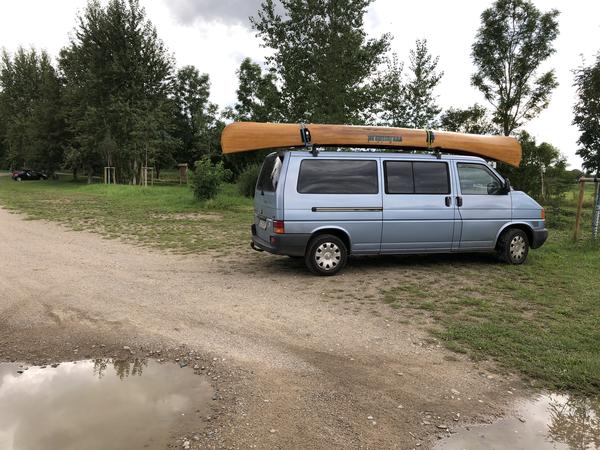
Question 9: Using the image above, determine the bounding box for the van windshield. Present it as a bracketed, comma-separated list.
[257, 153, 284, 193]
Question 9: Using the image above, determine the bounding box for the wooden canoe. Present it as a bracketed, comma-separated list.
[221, 122, 522, 167]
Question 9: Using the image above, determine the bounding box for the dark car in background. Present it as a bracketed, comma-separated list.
[11, 170, 48, 181]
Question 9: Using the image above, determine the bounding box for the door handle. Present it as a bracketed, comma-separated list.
[445, 196, 452, 207]
[456, 196, 463, 207]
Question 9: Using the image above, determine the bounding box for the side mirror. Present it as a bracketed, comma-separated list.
[503, 178, 512, 194]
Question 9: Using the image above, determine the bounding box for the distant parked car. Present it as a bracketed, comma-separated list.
[11, 170, 48, 181]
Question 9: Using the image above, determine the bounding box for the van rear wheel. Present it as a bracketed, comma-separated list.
[497, 229, 529, 264]
[305, 234, 347, 276]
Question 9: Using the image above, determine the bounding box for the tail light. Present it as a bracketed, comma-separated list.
[541, 208, 545, 220]
[273, 220, 285, 234]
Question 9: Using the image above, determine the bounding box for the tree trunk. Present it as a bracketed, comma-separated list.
[72, 168, 78, 182]
[132, 160, 138, 185]
[87, 167, 93, 184]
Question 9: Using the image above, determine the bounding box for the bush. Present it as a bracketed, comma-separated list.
[189, 157, 230, 200]
[237, 164, 261, 198]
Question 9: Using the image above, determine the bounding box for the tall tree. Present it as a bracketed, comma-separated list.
[0, 48, 65, 173]
[230, 58, 281, 123]
[402, 39, 443, 129]
[224, 58, 282, 176]
[59, 0, 175, 183]
[440, 104, 496, 134]
[172, 65, 217, 165]
[471, 0, 559, 136]
[374, 54, 406, 127]
[573, 54, 600, 177]
[252, 0, 390, 124]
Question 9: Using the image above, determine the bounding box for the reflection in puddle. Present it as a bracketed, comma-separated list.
[0, 359, 212, 450]
[436, 393, 599, 450]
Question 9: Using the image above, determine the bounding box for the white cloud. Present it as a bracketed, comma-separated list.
[164, 0, 264, 25]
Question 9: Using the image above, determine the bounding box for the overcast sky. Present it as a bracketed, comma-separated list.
[1, 0, 599, 169]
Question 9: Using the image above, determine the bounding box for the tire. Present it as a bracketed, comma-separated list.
[305, 234, 347, 276]
[497, 229, 529, 265]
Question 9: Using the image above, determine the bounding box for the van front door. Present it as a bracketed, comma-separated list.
[455, 162, 511, 250]
[382, 161, 457, 253]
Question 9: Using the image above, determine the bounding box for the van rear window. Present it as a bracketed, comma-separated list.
[257, 153, 284, 192]
[297, 160, 378, 194]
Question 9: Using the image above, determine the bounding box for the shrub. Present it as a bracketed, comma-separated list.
[189, 157, 229, 200]
[237, 164, 261, 198]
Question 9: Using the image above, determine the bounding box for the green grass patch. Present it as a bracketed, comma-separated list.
[380, 233, 600, 395]
[0, 177, 253, 253]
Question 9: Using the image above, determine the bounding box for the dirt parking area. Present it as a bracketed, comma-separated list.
[0, 206, 523, 448]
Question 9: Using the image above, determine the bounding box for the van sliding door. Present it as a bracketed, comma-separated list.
[382, 161, 456, 253]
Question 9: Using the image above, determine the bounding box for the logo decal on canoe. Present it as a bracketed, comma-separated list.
[368, 135, 403, 144]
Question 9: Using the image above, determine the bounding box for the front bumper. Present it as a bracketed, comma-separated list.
[251, 225, 309, 257]
[531, 228, 548, 249]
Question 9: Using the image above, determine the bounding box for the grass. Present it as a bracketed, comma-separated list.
[381, 228, 600, 394]
[1, 175, 600, 394]
[0, 176, 253, 253]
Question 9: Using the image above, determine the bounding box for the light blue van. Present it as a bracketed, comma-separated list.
[250, 150, 548, 275]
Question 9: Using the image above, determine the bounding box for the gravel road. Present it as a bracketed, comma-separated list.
[0, 206, 521, 448]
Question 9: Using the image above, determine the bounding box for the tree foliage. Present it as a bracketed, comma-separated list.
[573, 54, 600, 175]
[374, 54, 405, 126]
[500, 131, 569, 201]
[0, 48, 65, 173]
[440, 104, 496, 134]
[252, 0, 390, 124]
[471, 0, 559, 135]
[402, 40, 443, 128]
[376, 40, 442, 128]
[230, 58, 281, 123]
[59, 0, 176, 183]
[172, 65, 223, 166]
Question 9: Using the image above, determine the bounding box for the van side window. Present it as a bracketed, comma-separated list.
[297, 160, 378, 194]
[457, 163, 503, 195]
[385, 161, 450, 195]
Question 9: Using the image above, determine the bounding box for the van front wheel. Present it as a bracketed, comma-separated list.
[305, 234, 347, 276]
[497, 229, 529, 264]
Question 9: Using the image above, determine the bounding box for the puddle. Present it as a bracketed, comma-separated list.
[0, 359, 212, 450]
[435, 393, 600, 450]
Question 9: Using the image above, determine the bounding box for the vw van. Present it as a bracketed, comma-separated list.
[250, 151, 547, 276]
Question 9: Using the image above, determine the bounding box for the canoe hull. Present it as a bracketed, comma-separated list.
[221, 122, 522, 167]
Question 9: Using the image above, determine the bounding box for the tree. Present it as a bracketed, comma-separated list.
[252, 0, 390, 124]
[172, 65, 218, 165]
[224, 58, 282, 176]
[401, 40, 443, 129]
[573, 54, 600, 177]
[59, 0, 175, 184]
[471, 0, 559, 136]
[0, 48, 65, 173]
[374, 54, 406, 127]
[500, 131, 568, 201]
[230, 58, 281, 123]
[440, 104, 496, 134]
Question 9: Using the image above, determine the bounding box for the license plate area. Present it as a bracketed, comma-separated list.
[258, 218, 267, 230]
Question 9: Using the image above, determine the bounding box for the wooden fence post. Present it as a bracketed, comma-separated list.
[573, 179, 586, 241]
